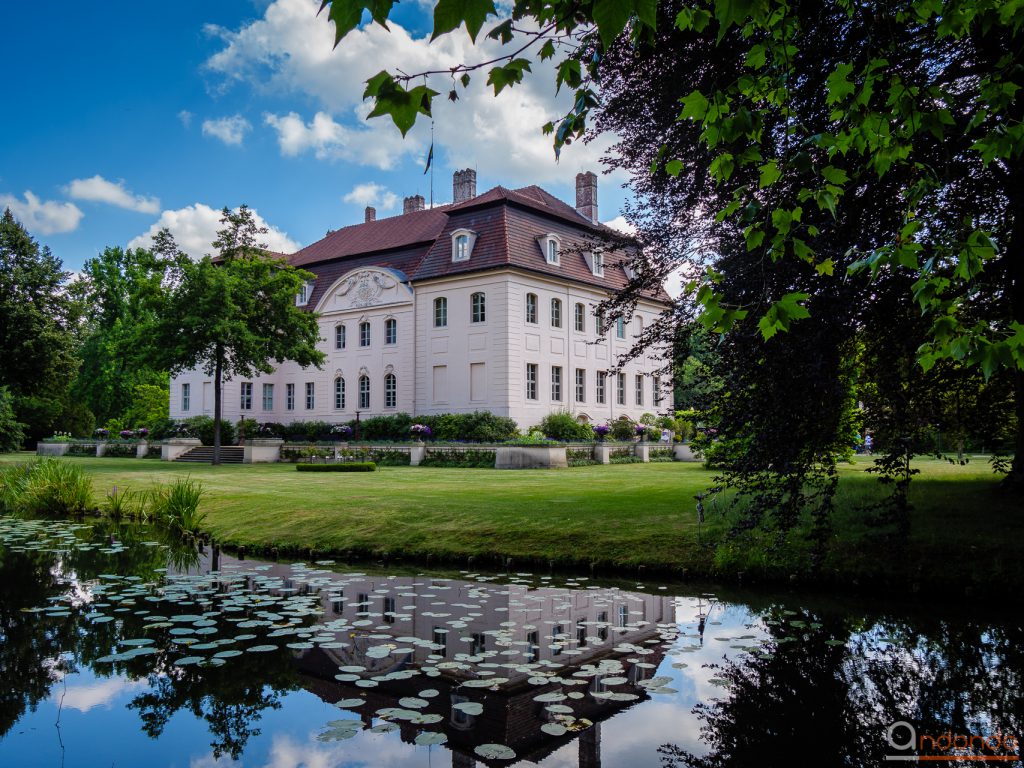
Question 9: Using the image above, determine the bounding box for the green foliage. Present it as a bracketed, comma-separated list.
[66, 443, 98, 457]
[178, 416, 237, 447]
[296, 462, 377, 472]
[282, 421, 333, 442]
[124, 383, 169, 429]
[609, 418, 637, 442]
[0, 458, 94, 516]
[536, 411, 595, 442]
[0, 387, 25, 452]
[566, 447, 598, 467]
[56, 400, 95, 438]
[339, 447, 411, 466]
[0, 210, 79, 445]
[145, 212, 326, 458]
[235, 418, 260, 442]
[355, 412, 413, 441]
[414, 411, 519, 442]
[281, 445, 334, 462]
[102, 486, 144, 520]
[148, 477, 205, 535]
[420, 448, 496, 468]
[102, 443, 137, 458]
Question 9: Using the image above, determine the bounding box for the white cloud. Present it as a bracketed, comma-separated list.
[66, 175, 160, 214]
[264, 111, 420, 170]
[128, 203, 300, 258]
[53, 676, 147, 713]
[201, 114, 252, 145]
[342, 182, 399, 211]
[178, 109, 194, 128]
[603, 215, 636, 235]
[0, 190, 83, 234]
[205, 0, 618, 184]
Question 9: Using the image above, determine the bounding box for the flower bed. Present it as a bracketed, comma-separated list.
[66, 443, 98, 457]
[608, 446, 642, 464]
[339, 447, 411, 466]
[143, 444, 163, 459]
[281, 445, 334, 462]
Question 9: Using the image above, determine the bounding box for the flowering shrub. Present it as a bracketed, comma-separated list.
[45, 432, 74, 443]
[635, 424, 647, 436]
[594, 424, 611, 440]
[94, 428, 110, 439]
[119, 430, 134, 440]
[410, 424, 432, 439]
[330, 424, 354, 439]
[136, 427, 149, 438]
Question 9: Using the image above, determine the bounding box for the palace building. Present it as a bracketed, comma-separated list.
[168, 170, 672, 428]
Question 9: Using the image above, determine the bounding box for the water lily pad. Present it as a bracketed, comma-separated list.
[414, 732, 447, 746]
[452, 701, 483, 716]
[541, 723, 567, 737]
[399, 697, 428, 709]
[475, 744, 516, 760]
[334, 698, 366, 708]
[246, 644, 278, 653]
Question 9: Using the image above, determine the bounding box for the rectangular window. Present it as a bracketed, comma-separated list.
[434, 297, 447, 328]
[470, 362, 486, 402]
[384, 374, 396, 408]
[286, 383, 295, 411]
[335, 324, 346, 350]
[574, 302, 585, 332]
[262, 383, 274, 411]
[305, 382, 315, 410]
[616, 316, 626, 339]
[596, 371, 606, 404]
[334, 377, 345, 410]
[240, 382, 253, 410]
[636, 374, 644, 406]
[551, 298, 562, 328]
[527, 630, 540, 663]
[553, 624, 564, 655]
[526, 363, 538, 400]
[433, 626, 448, 656]
[617, 372, 626, 405]
[383, 595, 396, 624]
[359, 321, 371, 347]
[551, 365, 562, 401]
[654, 375, 663, 406]
[181, 383, 190, 412]
[595, 310, 604, 335]
[575, 368, 586, 403]
[385, 318, 397, 345]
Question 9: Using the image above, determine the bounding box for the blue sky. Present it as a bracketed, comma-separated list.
[1, 0, 629, 272]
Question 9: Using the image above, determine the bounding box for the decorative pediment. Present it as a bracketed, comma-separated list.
[317, 267, 413, 312]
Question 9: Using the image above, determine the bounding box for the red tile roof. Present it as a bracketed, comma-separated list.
[284, 184, 670, 303]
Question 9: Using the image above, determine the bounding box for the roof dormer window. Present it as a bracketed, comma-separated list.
[296, 280, 313, 306]
[585, 250, 604, 277]
[537, 233, 561, 265]
[451, 228, 477, 262]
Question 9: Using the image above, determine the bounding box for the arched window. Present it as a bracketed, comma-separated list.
[334, 323, 346, 350]
[525, 293, 538, 324]
[334, 376, 345, 410]
[434, 297, 448, 328]
[547, 238, 559, 264]
[384, 373, 397, 408]
[359, 375, 370, 409]
[550, 298, 562, 328]
[471, 292, 486, 323]
[359, 321, 371, 347]
[385, 318, 397, 345]
[574, 302, 585, 332]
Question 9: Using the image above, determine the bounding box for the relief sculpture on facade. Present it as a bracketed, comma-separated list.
[338, 270, 398, 308]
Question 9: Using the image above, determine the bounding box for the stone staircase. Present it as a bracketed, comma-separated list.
[174, 446, 244, 464]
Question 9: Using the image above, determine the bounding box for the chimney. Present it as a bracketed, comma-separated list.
[575, 171, 598, 223]
[403, 194, 425, 214]
[364, 206, 376, 223]
[453, 168, 477, 204]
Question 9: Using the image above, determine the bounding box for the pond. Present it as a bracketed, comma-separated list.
[0, 515, 1020, 767]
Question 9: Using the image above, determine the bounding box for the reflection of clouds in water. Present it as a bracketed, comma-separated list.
[51, 674, 147, 713]
[190, 753, 238, 768]
[257, 731, 421, 768]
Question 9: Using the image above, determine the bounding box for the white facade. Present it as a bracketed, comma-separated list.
[170, 266, 670, 429]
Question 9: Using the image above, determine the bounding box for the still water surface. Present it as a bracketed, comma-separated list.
[0, 515, 1019, 767]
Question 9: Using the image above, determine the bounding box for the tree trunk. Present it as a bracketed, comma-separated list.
[213, 347, 222, 466]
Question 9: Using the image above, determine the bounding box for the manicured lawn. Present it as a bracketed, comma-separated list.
[2, 453, 1020, 595]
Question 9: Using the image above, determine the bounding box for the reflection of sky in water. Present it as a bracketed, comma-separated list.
[0, 516, 1017, 768]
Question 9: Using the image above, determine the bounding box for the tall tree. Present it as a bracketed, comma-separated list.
[72, 245, 170, 426]
[0, 209, 79, 445]
[147, 209, 325, 464]
[316, 0, 1024, 487]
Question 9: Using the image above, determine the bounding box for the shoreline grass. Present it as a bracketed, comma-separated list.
[1, 453, 1020, 598]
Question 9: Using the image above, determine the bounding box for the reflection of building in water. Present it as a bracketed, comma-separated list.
[211, 554, 675, 766]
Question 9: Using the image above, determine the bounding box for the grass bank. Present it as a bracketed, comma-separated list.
[1, 454, 1020, 597]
